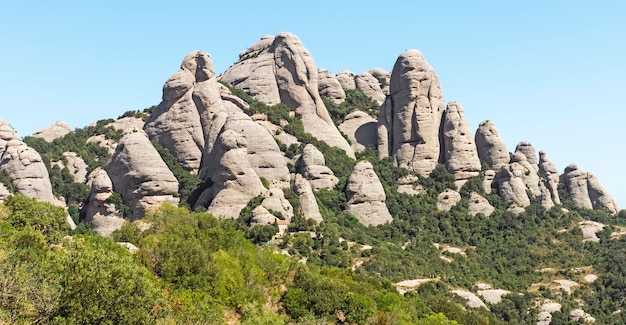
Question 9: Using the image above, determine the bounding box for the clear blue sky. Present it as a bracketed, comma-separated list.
[1, 1, 624, 208]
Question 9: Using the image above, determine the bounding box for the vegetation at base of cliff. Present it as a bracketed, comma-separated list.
[151, 140, 203, 208]
[322, 89, 381, 124]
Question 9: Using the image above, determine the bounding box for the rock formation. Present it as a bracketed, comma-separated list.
[475, 120, 509, 171]
[261, 182, 294, 221]
[510, 152, 541, 197]
[437, 189, 461, 212]
[483, 170, 496, 194]
[442, 102, 481, 180]
[83, 168, 124, 235]
[193, 130, 265, 218]
[108, 117, 145, 132]
[220, 33, 354, 158]
[378, 50, 445, 176]
[561, 164, 619, 214]
[468, 192, 495, 217]
[515, 142, 539, 172]
[250, 205, 278, 225]
[397, 175, 424, 196]
[0, 139, 58, 205]
[344, 161, 392, 226]
[0, 183, 10, 201]
[338, 111, 377, 153]
[336, 70, 357, 90]
[144, 50, 223, 172]
[318, 69, 346, 103]
[538, 151, 561, 205]
[355, 72, 386, 105]
[296, 144, 338, 191]
[32, 121, 72, 142]
[105, 130, 179, 220]
[58, 152, 88, 183]
[369, 68, 390, 96]
[294, 174, 323, 223]
[493, 162, 531, 208]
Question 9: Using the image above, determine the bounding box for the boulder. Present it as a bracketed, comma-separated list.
[515, 142, 538, 172]
[475, 120, 509, 171]
[144, 50, 223, 173]
[318, 69, 346, 103]
[562, 164, 619, 214]
[437, 189, 461, 212]
[83, 168, 124, 236]
[345, 161, 392, 226]
[220, 33, 354, 158]
[494, 162, 531, 208]
[250, 205, 278, 225]
[194, 130, 265, 218]
[442, 102, 481, 180]
[355, 71, 386, 105]
[294, 174, 323, 223]
[0, 139, 59, 205]
[32, 121, 72, 142]
[538, 151, 561, 205]
[378, 50, 445, 176]
[296, 144, 338, 191]
[336, 70, 357, 90]
[261, 181, 294, 221]
[105, 130, 179, 220]
[468, 192, 494, 217]
[338, 110, 377, 153]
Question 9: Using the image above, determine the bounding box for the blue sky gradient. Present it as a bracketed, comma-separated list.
[1, 1, 624, 207]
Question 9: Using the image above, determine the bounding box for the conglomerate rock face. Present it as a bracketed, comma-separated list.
[296, 144, 338, 191]
[105, 130, 179, 220]
[475, 120, 510, 171]
[378, 50, 445, 177]
[318, 69, 346, 104]
[344, 161, 392, 226]
[561, 164, 619, 215]
[442, 101, 481, 180]
[220, 33, 354, 158]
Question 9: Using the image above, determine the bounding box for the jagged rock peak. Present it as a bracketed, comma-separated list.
[514, 142, 538, 171]
[318, 69, 346, 104]
[296, 144, 338, 191]
[378, 49, 445, 176]
[475, 120, 509, 171]
[345, 161, 392, 226]
[32, 121, 72, 142]
[220, 33, 355, 158]
[144, 50, 223, 173]
[105, 130, 179, 220]
[442, 101, 481, 180]
[562, 164, 619, 215]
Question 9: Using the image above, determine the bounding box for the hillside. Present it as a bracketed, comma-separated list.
[0, 32, 625, 324]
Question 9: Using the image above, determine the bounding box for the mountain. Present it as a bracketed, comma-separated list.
[0, 32, 625, 324]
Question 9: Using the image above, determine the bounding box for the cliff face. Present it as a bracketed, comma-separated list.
[0, 32, 620, 236]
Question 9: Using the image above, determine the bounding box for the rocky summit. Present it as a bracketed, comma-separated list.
[0, 32, 624, 324]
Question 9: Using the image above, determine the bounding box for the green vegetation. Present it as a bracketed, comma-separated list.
[322, 89, 382, 124]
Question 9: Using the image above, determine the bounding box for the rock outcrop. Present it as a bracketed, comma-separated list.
[59, 152, 88, 183]
[397, 175, 424, 196]
[355, 72, 386, 105]
[475, 120, 509, 171]
[538, 151, 561, 205]
[515, 142, 539, 172]
[296, 144, 338, 191]
[483, 170, 496, 194]
[468, 192, 495, 217]
[108, 117, 145, 132]
[220, 33, 354, 158]
[318, 69, 346, 104]
[0, 183, 10, 201]
[369, 68, 390, 96]
[345, 161, 392, 226]
[294, 174, 323, 223]
[561, 164, 619, 214]
[32, 121, 72, 142]
[83, 168, 124, 235]
[338, 111, 377, 153]
[493, 162, 531, 208]
[437, 189, 461, 212]
[510, 152, 541, 196]
[105, 130, 179, 220]
[144, 50, 224, 172]
[442, 102, 481, 180]
[193, 130, 265, 218]
[378, 50, 445, 176]
[261, 182, 294, 221]
[336, 70, 357, 90]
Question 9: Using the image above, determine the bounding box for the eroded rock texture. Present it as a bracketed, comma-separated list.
[442, 102, 481, 180]
[475, 120, 509, 171]
[562, 164, 618, 214]
[32, 121, 72, 142]
[378, 50, 445, 176]
[345, 161, 392, 226]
